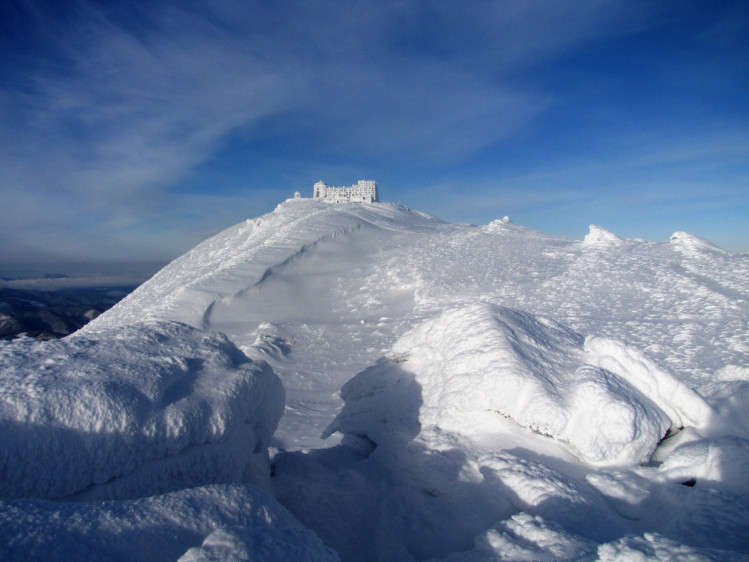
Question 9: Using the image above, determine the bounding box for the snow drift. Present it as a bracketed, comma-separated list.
[325, 303, 712, 465]
[0, 484, 338, 561]
[0, 321, 284, 500]
[582, 225, 627, 246]
[308, 303, 747, 558]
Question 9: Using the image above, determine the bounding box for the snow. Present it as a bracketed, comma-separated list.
[658, 436, 749, 493]
[583, 225, 627, 246]
[583, 335, 714, 430]
[3, 198, 749, 559]
[670, 230, 726, 253]
[324, 303, 698, 466]
[0, 484, 338, 561]
[0, 320, 284, 500]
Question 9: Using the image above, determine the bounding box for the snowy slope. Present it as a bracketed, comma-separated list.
[0, 484, 338, 561]
[4, 198, 749, 560]
[86, 199, 448, 448]
[87, 200, 749, 448]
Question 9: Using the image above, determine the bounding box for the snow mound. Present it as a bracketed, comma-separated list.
[0, 484, 338, 561]
[486, 216, 513, 229]
[326, 304, 708, 465]
[582, 225, 626, 246]
[0, 321, 284, 500]
[484, 216, 551, 238]
[596, 532, 741, 561]
[669, 231, 724, 252]
[470, 513, 595, 560]
[659, 436, 749, 493]
[584, 335, 713, 429]
[460, 514, 741, 561]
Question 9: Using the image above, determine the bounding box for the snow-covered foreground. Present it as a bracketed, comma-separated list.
[2, 199, 749, 560]
[0, 484, 337, 561]
[0, 321, 283, 501]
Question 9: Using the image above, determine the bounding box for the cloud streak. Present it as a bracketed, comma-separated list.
[1, 0, 747, 273]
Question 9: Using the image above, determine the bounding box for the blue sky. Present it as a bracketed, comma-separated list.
[1, 0, 748, 277]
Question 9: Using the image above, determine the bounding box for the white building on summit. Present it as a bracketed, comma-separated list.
[313, 180, 378, 203]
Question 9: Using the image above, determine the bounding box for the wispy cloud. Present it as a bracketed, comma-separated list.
[1, 0, 305, 267]
[1, 0, 746, 270]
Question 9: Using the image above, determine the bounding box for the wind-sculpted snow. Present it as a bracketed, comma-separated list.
[584, 335, 714, 430]
[326, 304, 711, 465]
[293, 304, 748, 559]
[83, 200, 749, 452]
[582, 224, 628, 247]
[5, 200, 749, 559]
[0, 321, 284, 500]
[85, 199, 443, 333]
[0, 484, 338, 561]
[88, 199, 749, 406]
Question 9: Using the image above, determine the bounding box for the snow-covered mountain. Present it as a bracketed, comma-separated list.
[2, 199, 748, 560]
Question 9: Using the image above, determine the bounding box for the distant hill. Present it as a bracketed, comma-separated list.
[0, 286, 134, 339]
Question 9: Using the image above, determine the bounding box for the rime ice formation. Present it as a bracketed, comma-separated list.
[0, 321, 284, 500]
[313, 180, 378, 203]
[2, 198, 749, 560]
[324, 304, 714, 466]
[583, 224, 627, 246]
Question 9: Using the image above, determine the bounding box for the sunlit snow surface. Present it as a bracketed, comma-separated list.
[3, 199, 749, 560]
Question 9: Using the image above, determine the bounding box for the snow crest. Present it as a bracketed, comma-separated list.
[670, 231, 725, 253]
[0, 321, 284, 500]
[582, 225, 627, 246]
